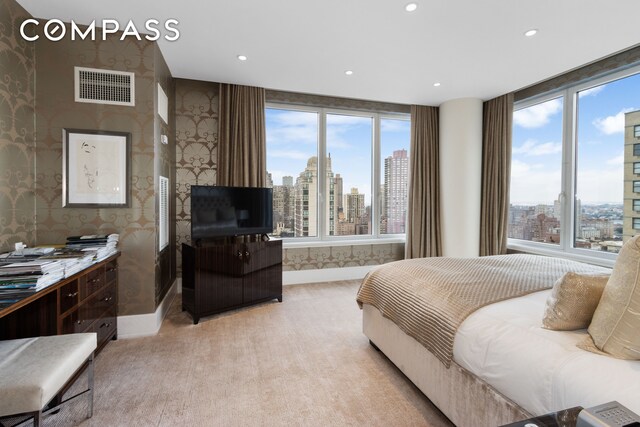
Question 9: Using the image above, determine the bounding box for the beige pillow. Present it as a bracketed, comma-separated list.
[542, 272, 610, 331]
[587, 235, 640, 359]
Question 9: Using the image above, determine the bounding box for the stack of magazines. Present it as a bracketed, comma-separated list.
[0, 259, 65, 307]
[66, 234, 120, 262]
[40, 248, 96, 278]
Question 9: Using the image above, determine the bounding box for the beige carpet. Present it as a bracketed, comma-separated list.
[17, 280, 453, 426]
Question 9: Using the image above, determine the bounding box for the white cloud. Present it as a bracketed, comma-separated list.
[512, 139, 562, 156]
[510, 160, 561, 205]
[511, 159, 624, 205]
[381, 119, 410, 133]
[576, 167, 623, 204]
[267, 110, 318, 146]
[606, 151, 624, 166]
[592, 108, 636, 135]
[578, 85, 605, 98]
[513, 99, 562, 129]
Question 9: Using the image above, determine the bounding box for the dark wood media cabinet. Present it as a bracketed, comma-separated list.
[0, 253, 119, 355]
[181, 239, 283, 324]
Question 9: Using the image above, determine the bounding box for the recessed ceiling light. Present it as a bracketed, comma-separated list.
[524, 29, 538, 37]
[433, 82, 441, 87]
[345, 70, 353, 76]
[405, 3, 418, 12]
[237, 55, 248, 61]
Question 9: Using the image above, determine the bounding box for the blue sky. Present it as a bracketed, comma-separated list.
[511, 72, 640, 205]
[266, 108, 410, 206]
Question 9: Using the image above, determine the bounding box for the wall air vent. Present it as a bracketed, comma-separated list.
[74, 66, 135, 106]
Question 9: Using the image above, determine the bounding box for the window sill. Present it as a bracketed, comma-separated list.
[507, 241, 616, 269]
[282, 236, 405, 249]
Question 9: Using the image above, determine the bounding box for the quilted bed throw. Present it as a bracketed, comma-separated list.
[356, 254, 610, 367]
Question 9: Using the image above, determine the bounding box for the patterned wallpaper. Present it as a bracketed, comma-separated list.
[175, 79, 404, 274]
[283, 243, 404, 271]
[175, 79, 219, 274]
[0, 0, 35, 253]
[33, 28, 168, 316]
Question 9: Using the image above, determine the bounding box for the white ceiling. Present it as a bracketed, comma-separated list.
[16, 0, 640, 106]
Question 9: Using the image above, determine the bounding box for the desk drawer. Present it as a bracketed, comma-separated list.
[59, 280, 79, 314]
[105, 260, 118, 284]
[79, 282, 116, 327]
[61, 309, 92, 334]
[93, 306, 116, 347]
[80, 267, 105, 300]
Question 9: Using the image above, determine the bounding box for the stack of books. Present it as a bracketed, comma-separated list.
[0, 259, 66, 307]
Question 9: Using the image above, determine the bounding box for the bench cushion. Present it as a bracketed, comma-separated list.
[0, 333, 97, 416]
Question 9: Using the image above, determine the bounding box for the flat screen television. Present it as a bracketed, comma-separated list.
[190, 185, 273, 242]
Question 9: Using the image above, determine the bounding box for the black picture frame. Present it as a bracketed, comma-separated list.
[62, 128, 131, 208]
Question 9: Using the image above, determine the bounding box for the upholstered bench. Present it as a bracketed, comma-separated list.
[0, 333, 97, 426]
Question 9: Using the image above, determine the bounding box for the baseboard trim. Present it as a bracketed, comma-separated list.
[283, 265, 377, 285]
[118, 279, 178, 339]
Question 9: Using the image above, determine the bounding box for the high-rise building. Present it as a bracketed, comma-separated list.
[346, 187, 365, 224]
[623, 110, 640, 241]
[334, 173, 343, 215]
[283, 176, 293, 187]
[384, 149, 409, 234]
[272, 181, 295, 237]
[266, 172, 273, 188]
[294, 156, 336, 237]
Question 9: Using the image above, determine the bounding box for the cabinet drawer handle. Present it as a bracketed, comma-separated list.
[107, 267, 118, 272]
[89, 278, 101, 284]
[76, 320, 84, 325]
[66, 292, 78, 298]
[237, 251, 243, 259]
[103, 296, 113, 302]
[100, 322, 112, 329]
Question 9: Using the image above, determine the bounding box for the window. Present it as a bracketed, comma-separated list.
[510, 65, 640, 261]
[634, 218, 640, 230]
[265, 108, 319, 238]
[509, 97, 564, 245]
[327, 113, 372, 236]
[266, 105, 410, 240]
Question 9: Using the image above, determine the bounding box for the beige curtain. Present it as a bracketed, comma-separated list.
[479, 93, 513, 256]
[218, 84, 266, 187]
[406, 105, 442, 259]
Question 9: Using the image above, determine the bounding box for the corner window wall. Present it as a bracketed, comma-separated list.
[509, 65, 640, 262]
[266, 104, 410, 240]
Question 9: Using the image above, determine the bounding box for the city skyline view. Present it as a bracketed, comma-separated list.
[266, 108, 410, 237]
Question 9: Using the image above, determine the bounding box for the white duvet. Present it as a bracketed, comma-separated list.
[453, 290, 640, 416]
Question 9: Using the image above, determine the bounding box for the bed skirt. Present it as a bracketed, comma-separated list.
[363, 304, 531, 427]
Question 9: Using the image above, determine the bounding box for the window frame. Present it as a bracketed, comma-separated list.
[508, 64, 640, 267]
[266, 102, 410, 243]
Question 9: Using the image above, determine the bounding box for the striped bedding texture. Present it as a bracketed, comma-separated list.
[356, 254, 610, 367]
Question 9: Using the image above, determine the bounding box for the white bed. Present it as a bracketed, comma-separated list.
[363, 289, 640, 426]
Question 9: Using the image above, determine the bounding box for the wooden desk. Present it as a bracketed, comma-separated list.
[0, 253, 120, 355]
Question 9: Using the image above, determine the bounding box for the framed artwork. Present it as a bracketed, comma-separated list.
[63, 129, 131, 207]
